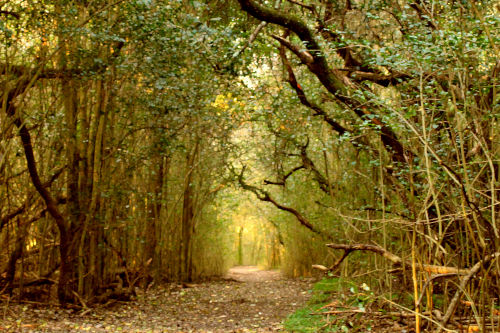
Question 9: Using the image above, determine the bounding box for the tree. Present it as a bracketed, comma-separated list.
[0, 0, 243, 305]
[232, 0, 499, 329]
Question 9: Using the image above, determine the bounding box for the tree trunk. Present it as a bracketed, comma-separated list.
[238, 227, 243, 266]
[4, 218, 28, 295]
[181, 142, 198, 281]
[144, 155, 165, 282]
[6, 99, 74, 305]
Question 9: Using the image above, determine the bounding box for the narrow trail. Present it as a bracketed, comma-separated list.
[2, 266, 313, 332]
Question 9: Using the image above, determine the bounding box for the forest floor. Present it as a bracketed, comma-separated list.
[0, 266, 314, 332]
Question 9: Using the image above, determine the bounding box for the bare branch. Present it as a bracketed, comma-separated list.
[348, 70, 411, 87]
[264, 165, 305, 186]
[0, 205, 24, 231]
[0, 10, 20, 19]
[440, 252, 500, 328]
[299, 145, 331, 194]
[285, 0, 315, 12]
[237, 167, 328, 237]
[326, 243, 479, 275]
[277, 38, 351, 136]
[232, 22, 268, 61]
[0, 166, 66, 232]
[272, 34, 314, 64]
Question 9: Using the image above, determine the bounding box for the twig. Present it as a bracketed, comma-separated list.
[231, 0, 281, 61]
[285, 0, 315, 11]
[79, 308, 92, 316]
[382, 297, 455, 332]
[72, 291, 88, 309]
[440, 252, 500, 330]
[415, 273, 459, 308]
[313, 309, 419, 318]
[312, 309, 365, 315]
[232, 22, 267, 60]
[2, 295, 10, 320]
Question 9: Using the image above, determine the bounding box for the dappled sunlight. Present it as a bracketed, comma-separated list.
[216, 188, 283, 269]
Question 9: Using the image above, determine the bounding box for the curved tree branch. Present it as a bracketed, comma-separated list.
[237, 167, 328, 237]
[237, 0, 408, 164]
[264, 165, 305, 186]
[299, 145, 331, 194]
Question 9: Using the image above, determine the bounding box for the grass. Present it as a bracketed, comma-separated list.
[283, 277, 354, 332]
[284, 304, 338, 333]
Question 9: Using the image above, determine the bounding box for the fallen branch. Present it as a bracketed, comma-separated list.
[325, 243, 474, 275]
[313, 309, 419, 318]
[322, 243, 500, 329]
[9, 278, 55, 288]
[313, 309, 365, 315]
[72, 291, 88, 309]
[312, 264, 329, 271]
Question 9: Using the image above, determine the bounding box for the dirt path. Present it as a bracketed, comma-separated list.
[1, 266, 313, 332]
[225, 266, 282, 282]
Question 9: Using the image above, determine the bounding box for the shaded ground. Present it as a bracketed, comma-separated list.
[0, 266, 313, 332]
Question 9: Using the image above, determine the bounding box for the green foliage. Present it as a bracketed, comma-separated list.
[284, 278, 358, 333]
[1, 3, 499, 328]
[228, 0, 499, 328]
[191, 205, 233, 278]
[285, 304, 338, 333]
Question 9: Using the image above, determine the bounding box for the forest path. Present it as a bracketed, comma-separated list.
[225, 265, 282, 282]
[3, 266, 313, 332]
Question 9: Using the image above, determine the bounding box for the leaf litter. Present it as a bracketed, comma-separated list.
[0, 266, 314, 332]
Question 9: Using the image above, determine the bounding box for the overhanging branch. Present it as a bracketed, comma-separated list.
[264, 165, 305, 186]
[237, 167, 328, 237]
[237, 0, 408, 164]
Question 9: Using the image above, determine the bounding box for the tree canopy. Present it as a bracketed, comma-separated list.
[0, 0, 498, 330]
